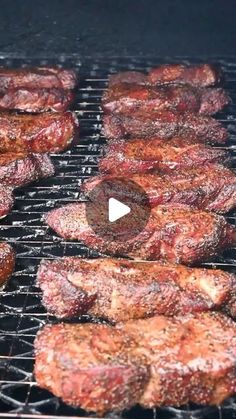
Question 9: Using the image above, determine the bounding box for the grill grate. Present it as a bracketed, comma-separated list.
[0, 55, 236, 419]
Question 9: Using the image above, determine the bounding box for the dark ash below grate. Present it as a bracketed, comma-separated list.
[0, 55, 236, 419]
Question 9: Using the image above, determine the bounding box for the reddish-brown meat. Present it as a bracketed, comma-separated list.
[102, 83, 229, 115]
[83, 165, 236, 214]
[0, 187, 14, 218]
[0, 111, 78, 153]
[99, 137, 230, 175]
[0, 152, 54, 188]
[0, 242, 15, 287]
[45, 203, 235, 265]
[34, 312, 236, 414]
[37, 257, 236, 321]
[108, 65, 221, 88]
[103, 112, 228, 144]
[0, 67, 78, 90]
[148, 63, 222, 86]
[0, 87, 74, 112]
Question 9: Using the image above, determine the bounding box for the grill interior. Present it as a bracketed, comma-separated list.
[0, 55, 236, 419]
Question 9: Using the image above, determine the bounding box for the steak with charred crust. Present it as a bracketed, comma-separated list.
[0, 187, 14, 218]
[0, 243, 15, 287]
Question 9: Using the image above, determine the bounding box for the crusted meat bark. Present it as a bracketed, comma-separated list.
[0, 242, 15, 287]
[0, 187, 14, 218]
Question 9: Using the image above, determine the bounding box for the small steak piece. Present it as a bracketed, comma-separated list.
[0, 88, 74, 112]
[0, 111, 78, 153]
[37, 257, 236, 321]
[148, 63, 221, 87]
[45, 203, 235, 265]
[34, 312, 236, 414]
[108, 71, 147, 87]
[83, 164, 236, 214]
[102, 83, 229, 115]
[0, 242, 15, 287]
[0, 187, 14, 218]
[0, 67, 78, 90]
[99, 137, 230, 175]
[0, 152, 55, 188]
[103, 111, 228, 144]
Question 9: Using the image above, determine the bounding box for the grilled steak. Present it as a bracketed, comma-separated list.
[0, 242, 15, 287]
[37, 257, 236, 321]
[99, 137, 230, 175]
[148, 63, 221, 87]
[0, 67, 78, 90]
[102, 84, 229, 115]
[108, 64, 221, 88]
[34, 312, 236, 413]
[103, 112, 228, 143]
[83, 165, 236, 214]
[0, 152, 54, 188]
[0, 88, 74, 112]
[0, 111, 78, 153]
[45, 203, 235, 265]
[0, 187, 14, 218]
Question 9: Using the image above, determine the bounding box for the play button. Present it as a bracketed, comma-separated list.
[84, 177, 151, 242]
[108, 198, 130, 222]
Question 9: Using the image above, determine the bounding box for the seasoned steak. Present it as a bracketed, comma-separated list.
[83, 165, 236, 214]
[34, 312, 236, 414]
[0, 187, 14, 218]
[0, 152, 54, 188]
[0, 88, 74, 112]
[0, 242, 15, 287]
[102, 83, 229, 115]
[45, 203, 235, 265]
[0, 67, 78, 90]
[99, 137, 230, 175]
[37, 257, 236, 321]
[103, 112, 228, 144]
[0, 111, 78, 153]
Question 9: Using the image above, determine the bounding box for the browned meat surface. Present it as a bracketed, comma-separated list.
[0, 152, 54, 188]
[148, 63, 221, 87]
[0, 87, 74, 112]
[0, 186, 14, 218]
[0, 111, 78, 153]
[83, 165, 236, 214]
[102, 83, 229, 115]
[34, 312, 236, 413]
[45, 203, 235, 265]
[0, 242, 15, 287]
[108, 71, 148, 87]
[103, 112, 228, 144]
[99, 137, 230, 175]
[37, 257, 236, 321]
[0, 67, 78, 90]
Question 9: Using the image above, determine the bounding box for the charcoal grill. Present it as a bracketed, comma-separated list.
[0, 55, 236, 419]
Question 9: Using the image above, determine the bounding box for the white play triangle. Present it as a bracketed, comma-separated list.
[108, 197, 131, 223]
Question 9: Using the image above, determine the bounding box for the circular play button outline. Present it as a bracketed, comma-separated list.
[85, 177, 151, 242]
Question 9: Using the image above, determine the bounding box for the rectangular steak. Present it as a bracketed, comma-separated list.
[45, 203, 236, 265]
[99, 137, 230, 175]
[0, 242, 15, 287]
[37, 257, 236, 321]
[103, 112, 228, 144]
[0, 67, 78, 90]
[102, 83, 229, 115]
[0, 111, 78, 153]
[0, 152, 54, 188]
[34, 312, 236, 414]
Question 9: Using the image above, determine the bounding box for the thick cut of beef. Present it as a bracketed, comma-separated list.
[0, 187, 14, 218]
[0, 152, 55, 188]
[0, 111, 78, 153]
[37, 257, 236, 321]
[83, 165, 236, 214]
[103, 112, 228, 144]
[0, 67, 78, 90]
[99, 137, 230, 175]
[34, 312, 236, 414]
[102, 83, 229, 115]
[0, 88, 74, 112]
[0, 242, 15, 287]
[45, 203, 235, 265]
